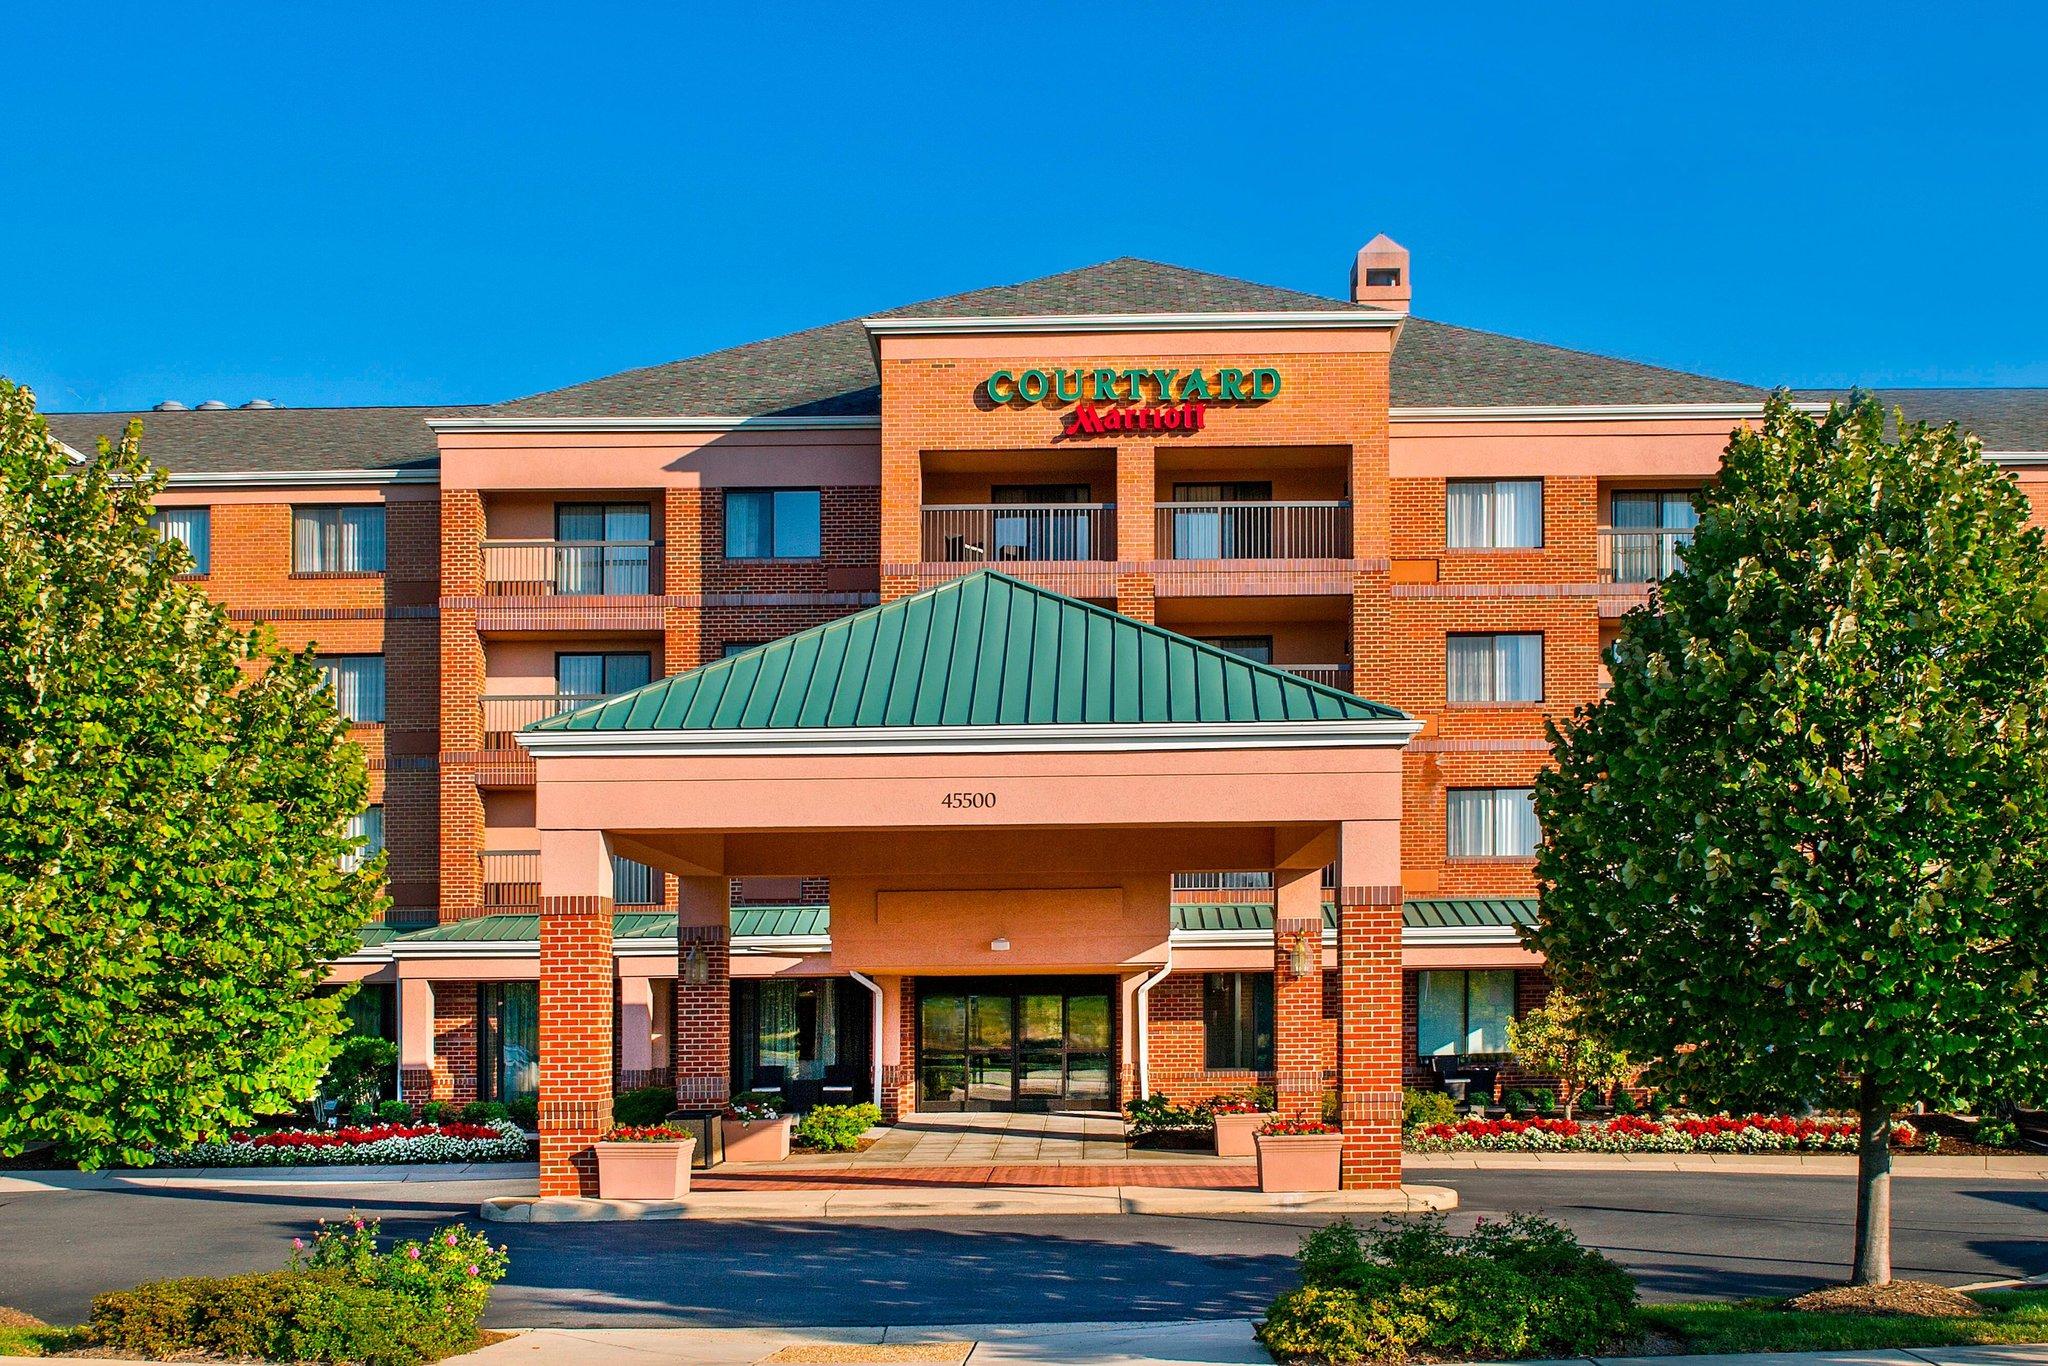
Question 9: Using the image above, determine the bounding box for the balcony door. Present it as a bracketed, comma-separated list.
[554, 651, 652, 703]
[1610, 491, 1697, 582]
[1170, 482, 1272, 559]
[555, 502, 651, 594]
[990, 483, 1094, 562]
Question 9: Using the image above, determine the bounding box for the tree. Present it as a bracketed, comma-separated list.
[0, 379, 383, 1168]
[1506, 989, 1633, 1120]
[1532, 392, 2048, 1285]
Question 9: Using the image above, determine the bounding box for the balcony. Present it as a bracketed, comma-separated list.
[480, 540, 662, 596]
[1277, 663, 1353, 691]
[920, 504, 1116, 563]
[1599, 527, 1691, 584]
[481, 693, 611, 749]
[480, 850, 661, 909]
[1156, 501, 1351, 560]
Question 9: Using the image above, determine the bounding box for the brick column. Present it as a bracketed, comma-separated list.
[1335, 821, 1404, 1189]
[674, 875, 730, 1108]
[1273, 866, 1325, 1119]
[1114, 443, 1156, 621]
[537, 830, 614, 1198]
[877, 974, 913, 1120]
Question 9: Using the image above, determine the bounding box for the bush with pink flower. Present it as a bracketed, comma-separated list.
[1407, 1112, 1920, 1153]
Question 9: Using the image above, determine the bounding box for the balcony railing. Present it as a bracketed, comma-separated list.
[1156, 501, 1351, 560]
[480, 850, 661, 908]
[1278, 663, 1353, 692]
[481, 693, 611, 749]
[1599, 527, 1692, 584]
[480, 540, 661, 596]
[920, 504, 1116, 563]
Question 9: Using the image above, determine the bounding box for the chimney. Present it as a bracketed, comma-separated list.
[1350, 234, 1411, 310]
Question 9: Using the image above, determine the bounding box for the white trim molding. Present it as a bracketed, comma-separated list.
[426, 414, 882, 434]
[1391, 402, 1823, 423]
[862, 310, 1405, 338]
[163, 468, 440, 487]
[519, 716, 1423, 759]
[1986, 451, 2048, 466]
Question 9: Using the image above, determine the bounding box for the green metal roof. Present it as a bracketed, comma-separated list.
[389, 907, 831, 946]
[533, 570, 1402, 733]
[1168, 898, 1536, 933]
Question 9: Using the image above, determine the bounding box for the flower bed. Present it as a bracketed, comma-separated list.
[153, 1118, 530, 1167]
[1408, 1112, 1919, 1153]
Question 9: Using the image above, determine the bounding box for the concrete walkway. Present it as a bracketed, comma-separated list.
[481, 1182, 1458, 1221]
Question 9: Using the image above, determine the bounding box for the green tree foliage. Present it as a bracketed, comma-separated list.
[0, 380, 383, 1168]
[1532, 393, 2048, 1282]
[1506, 990, 1633, 1120]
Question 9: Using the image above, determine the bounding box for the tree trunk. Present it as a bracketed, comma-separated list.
[1850, 1074, 1893, 1285]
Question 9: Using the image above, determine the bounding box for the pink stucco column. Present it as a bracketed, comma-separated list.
[398, 977, 435, 1105]
[538, 829, 614, 1199]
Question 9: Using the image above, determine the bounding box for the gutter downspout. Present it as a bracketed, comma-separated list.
[1134, 950, 1174, 1100]
[848, 970, 885, 1109]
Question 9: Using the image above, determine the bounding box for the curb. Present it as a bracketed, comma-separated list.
[477, 1182, 1459, 1222]
[1403, 1152, 2048, 1178]
[0, 1161, 539, 1193]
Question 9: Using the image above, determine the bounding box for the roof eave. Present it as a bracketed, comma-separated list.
[861, 311, 1405, 347]
[426, 414, 882, 434]
[519, 717, 1423, 759]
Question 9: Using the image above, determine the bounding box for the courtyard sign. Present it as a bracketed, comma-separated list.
[982, 365, 1282, 440]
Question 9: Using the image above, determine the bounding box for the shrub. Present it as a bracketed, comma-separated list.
[1503, 1089, 1533, 1117]
[376, 1100, 411, 1122]
[460, 1100, 508, 1124]
[1125, 1093, 1210, 1136]
[323, 1036, 398, 1111]
[1208, 1086, 1276, 1115]
[347, 1102, 378, 1125]
[418, 1100, 454, 1124]
[794, 1103, 881, 1152]
[1402, 1088, 1457, 1133]
[85, 1217, 507, 1366]
[1527, 1087, 1557, 1115]
[1612, 1088, 1640, 1116]
[612, 1085, 677, 1127]
[506, 1094, 539, 1130]
[1257, 1213, 1638, 1364]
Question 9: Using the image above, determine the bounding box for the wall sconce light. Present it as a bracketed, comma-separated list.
[683, 944, 710, 986]
[990, 937, 1011, 952]
[1289, 935, 1317, 978]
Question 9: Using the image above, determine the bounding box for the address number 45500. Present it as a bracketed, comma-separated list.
[940, 791, 996, 809]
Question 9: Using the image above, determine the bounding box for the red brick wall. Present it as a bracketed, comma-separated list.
[538, 895, 614, 1198]
[674, 926, 731, 1107]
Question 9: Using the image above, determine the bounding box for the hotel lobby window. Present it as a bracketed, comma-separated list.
[148, 506, 210, 574]
[731, 979, 868, 1097]
[1446, 633, 1542, 703]
[1446, 479, 1543, 549]
[555, 502, 651, 594]
[1417, 969, 1516, 1057]
[477, 982, 538, 1102]
[1446, 787, 1539, 858]
[1203, 972, 1274, 1071]
[292, 505, 386, 573]
[725, 489, 821, 560]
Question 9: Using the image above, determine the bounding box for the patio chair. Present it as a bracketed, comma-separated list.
[750, 1065, 788, 1096]
[820, 1063, 860, 1100]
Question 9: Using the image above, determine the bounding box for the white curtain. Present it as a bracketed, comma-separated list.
[1465, 970, 1517, 1053]
[150, 508, 210, 573]
[725, 491, 771, 559]
[1446, 635, 1494, 702]
[319, 656, 386, 724]
[293, 507, 385, 573]
[1496, 633, 1542, 701]
[1446, 482, 1491, 548]
[1448, 788, 1539, 856]
[342, 806, 383, 872]
[812, 981, 837, 1078]
[1495, 788, 1540, 855]
[757, 981, 799, 1072]
[1416, 972, 1464, 1057]
[1494, 480, 1543, 548]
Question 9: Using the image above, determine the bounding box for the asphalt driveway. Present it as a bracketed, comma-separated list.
[0, 1169, 2041, 1328]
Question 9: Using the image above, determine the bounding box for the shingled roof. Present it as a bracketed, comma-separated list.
[497, 257, 1767, 418]
[42, 404, 483, 477]
[1793, 388, 2048, 452]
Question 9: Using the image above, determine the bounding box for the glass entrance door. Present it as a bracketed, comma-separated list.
[916, 979, 1115, 1112]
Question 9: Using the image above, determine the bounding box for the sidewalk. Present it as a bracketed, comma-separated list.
[479, 1182, 1458, 1221]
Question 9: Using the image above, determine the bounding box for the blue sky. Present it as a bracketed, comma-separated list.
[5, 3, 2044, 412]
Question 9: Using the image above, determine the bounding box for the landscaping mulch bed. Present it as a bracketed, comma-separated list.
[1788, 1280, 1985, 1318]
[1128, 1129, 1212, 1151]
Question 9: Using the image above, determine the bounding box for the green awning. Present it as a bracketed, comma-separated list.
[532, 570, 1403, 733]
[387, 906, 831, 946]
[1168, 898, 1536, 934]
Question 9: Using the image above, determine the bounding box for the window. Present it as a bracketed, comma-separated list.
[554, 503, 651, 594]
[1446, 633, 1542, 703]
[733, 978, 865, 1092]
[318, 655, 386, 724]
[1609, 490, 1699, 582]
[343, 806, 383, 872]
[989, 483, 1096, 561]
[292, 505, 385, 573]
[722, 642, 763, 658]
[1170, 481, 1274, 559]
[339, 982, 396, 1042]
[478, 983, 538, 1101]
[1203, 972, 1275, 1070]
[1446, 479, 1542, 549]
[1197, 636, 1274, 665]
[148, 507, 210, 574]
[610, 854, 659, 905]
[1447, 787, 1540, 858]
[555, 652, 652, 698]
[1416, 969, 1516, 1057]
[724, 489, 822, 560]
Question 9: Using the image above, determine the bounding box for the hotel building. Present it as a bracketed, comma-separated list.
[46, 239, 2048, 1193]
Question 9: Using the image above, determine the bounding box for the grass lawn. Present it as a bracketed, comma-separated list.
[1643, 1290, 2048, 1354]
[0, 1324, 77, 1357]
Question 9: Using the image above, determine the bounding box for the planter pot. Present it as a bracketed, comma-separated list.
[721, 1115, 793, 1164]
[594, 1137, 694, 1200]
[1213, 1111, 1275, 1158]
[1254, 1132, 1343, 1192]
